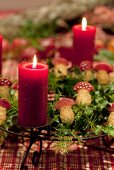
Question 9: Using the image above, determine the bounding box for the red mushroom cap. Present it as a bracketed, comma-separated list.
[2, 39, 11, 53]
[94, 40, 105, 54]
[38, 37, 55, 59]
[0, 78, 12, 86]
[93, 62, 113, 73]
[108, 103, 114, 112]
[79, 60, 92, 71]
[52, 55, 71, 67]
[0, 98, 11, 109]
[40, 37, 55, 47]
[74, 81, 94, 92]
[54, 97, 75, 110]
[12, 38, 28, 49]
[20, 47, 38, 60]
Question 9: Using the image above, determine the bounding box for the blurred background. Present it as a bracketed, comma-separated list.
[0, 0, 114, 54]
[0, 0, 52, 10]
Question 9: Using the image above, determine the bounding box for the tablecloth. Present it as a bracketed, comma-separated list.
[0, 136, 114, 170]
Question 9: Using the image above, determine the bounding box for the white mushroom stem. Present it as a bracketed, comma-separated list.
[0, 86, 9, 99]
[54, 64, 68, 77]
[108, 111, 114, 126]
[96, 69, 110, 85]
[0, 106, 7, 125]
[83, 70, 93, 81]
[76, 89, 92, 105]
[60, 106, 74, 124]
[109, 72, 114, 83]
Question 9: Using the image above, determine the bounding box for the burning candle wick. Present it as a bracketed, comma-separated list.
[32, 55, 37, 69]
[82, 17, 87, 31]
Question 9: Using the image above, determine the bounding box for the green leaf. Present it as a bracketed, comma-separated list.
[103, 125, 114, 137]
[93, 125, 103, 135]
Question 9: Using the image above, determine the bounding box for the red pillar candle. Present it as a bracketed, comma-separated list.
[72, 17, 96, 65]
[0, 35, 2, 74]
[18, 55, 48, 127]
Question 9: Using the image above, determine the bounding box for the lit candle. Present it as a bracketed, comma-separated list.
[0, 35, 2, 74]
[72, 17, 96, 65]
[18, 55, 48, 127]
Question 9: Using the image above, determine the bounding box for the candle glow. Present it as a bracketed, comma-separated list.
[32, 55, 37, 69]
[82, 17, 87, 31]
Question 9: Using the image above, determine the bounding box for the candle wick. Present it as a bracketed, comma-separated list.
[82, 17, 87, 31]
[32, 55, 37, 69]
[32, 65, 37, 69]
[82, 28, 86, 31]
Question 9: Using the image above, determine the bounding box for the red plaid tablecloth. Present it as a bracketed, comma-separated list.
[0, 137, 114, 170]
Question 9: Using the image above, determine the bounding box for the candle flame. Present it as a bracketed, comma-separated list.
[32, 55, 37, 69]
[82, 17, 87, 31]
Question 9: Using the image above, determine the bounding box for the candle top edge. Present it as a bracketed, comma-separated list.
[19, 62, 48, 70]
[72, 24, 96, 31]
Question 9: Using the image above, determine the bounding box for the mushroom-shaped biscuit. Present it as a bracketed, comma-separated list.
[55, 97, 75, 124]
[2, 39, 11, 59]
[94, 39, 105, 54]
[52, 54, 71, 77]
[79, 60, 93, 81]
[74, 81, 94, 105]
[0, 78, 12, 98]
[2, 60, 18, 81]
[12, 38, 29, 57]
[107, 39, 114, 54]
[107, 103, 114, 126]
[93, 62, 113, 85]
[109, 71, 114, 83]
[108, 65, 114, 83]
[20, 47, 38, 61]
[39, 37, 55, 58]
[0, 98, 11, 125]
[12, 38, 28, 50]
